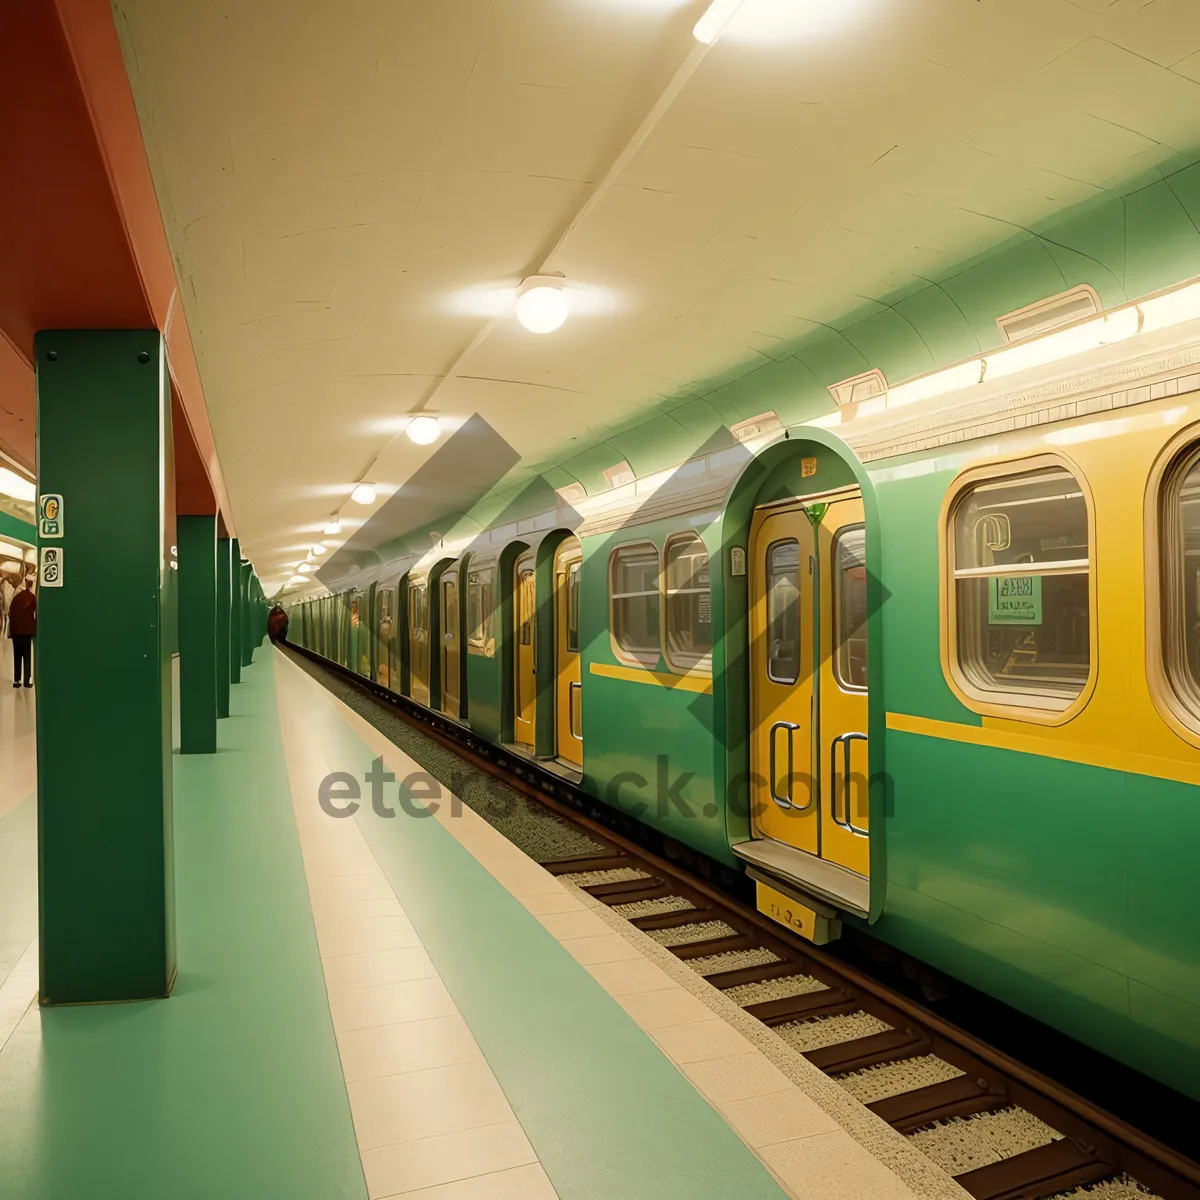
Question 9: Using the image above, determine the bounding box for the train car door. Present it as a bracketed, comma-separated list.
[749, 509, 817, 852]
[409, 578, 430, 705]
[513, 551, 537, 748]
[376, 586, 395, 688]
[749, 492, 870, 894]
[441, 569, 460, 718]
[554, 537, 583, 767]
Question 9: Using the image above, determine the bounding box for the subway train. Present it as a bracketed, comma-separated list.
[287, 284, 1200, 1103]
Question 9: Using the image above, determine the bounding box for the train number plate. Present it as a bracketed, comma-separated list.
[756, 881, 819, 941]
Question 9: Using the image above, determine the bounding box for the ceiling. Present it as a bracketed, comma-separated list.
[112, 0, 1200, 585]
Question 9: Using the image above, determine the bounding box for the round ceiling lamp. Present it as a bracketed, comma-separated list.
[323, 521, 341, 536]
[351, 483, 377, 505]
[297, 563, 313, 574]
[311, 544, 326, 556]
[406, 415, 441, 445]
[516, 276, 570, 333]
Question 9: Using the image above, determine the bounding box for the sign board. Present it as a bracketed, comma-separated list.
[729, 547, 746, 577]
[801, 457, 818, 478]
[40, 545, 63, 587]
[38, 494, 63, 539]
[989, 575, 1041, 625]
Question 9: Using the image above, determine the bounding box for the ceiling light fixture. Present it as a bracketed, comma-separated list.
[288, 575, 307, 586]
[693, 0, 744, 43]
[351, 483, 377, 505]
[311, 544, 327, 556]
[298, 563, 313, 574]
[0, 468, 35, 503]
[406, 415, 441, 445]
[516, 276, 570, 333]
[323, 521, 341, 536]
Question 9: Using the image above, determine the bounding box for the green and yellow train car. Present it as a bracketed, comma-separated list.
[289, 316, 1200, 1103]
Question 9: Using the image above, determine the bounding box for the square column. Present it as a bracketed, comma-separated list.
[178, 515, 217, 753]
[216, 536, 231, 716]
[230, 538, 242, 684]
[35, 329, 175, 1003]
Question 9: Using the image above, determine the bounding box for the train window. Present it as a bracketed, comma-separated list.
[378, 587, 396, 686]
[567, 561, 581, 654]
[1157, 443, 1200, 725]
[833, 526, 867, 691]
[664, 532, 712, 672]
[949, 463, 1091, 713]
[766, 539, 801, 684]
[467, 567, 495, 652]
[610, 543, 660, 665]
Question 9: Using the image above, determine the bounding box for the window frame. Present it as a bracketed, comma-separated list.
[832, 523, 868, 694]
[608, 540, 663, 669]
[662, 531, 714, 676]
[1146, 422, 1200, 748]
[940, 452, 1097, 725]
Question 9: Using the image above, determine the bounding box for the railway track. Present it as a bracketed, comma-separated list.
[285, 645, 1200, 1200]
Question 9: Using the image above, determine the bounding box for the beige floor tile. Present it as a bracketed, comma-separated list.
[614, 986, 718, 1030]
[381, 1162, 558, 1200]
[560, 934, 644, 966]
[719, 1087, 840, 1148]
[651, 1017, 756, 1065]
[362, 1120, 536, 1198]
[761, 1130, 919, 1200]
[329, 978, 459, 1034]
[534, 910, 612, 941]
[682, 1052, 795, 1104]
[318, 916, 421, 958]
[517, 891, 582, 917]
[348, 1061, 515, 1150]
[338, 1015, 483, 1082]
[308, 872, 397, 903]
[585, 957, 677, 997]
[323, 947, 437, 993]
[313, 895, 408, 925]
[304, 853, 385, 881]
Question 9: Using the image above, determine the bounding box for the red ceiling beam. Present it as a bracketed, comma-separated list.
[0, 0, 232, 528]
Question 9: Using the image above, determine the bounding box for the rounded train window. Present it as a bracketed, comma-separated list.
[946, 459, 1092, 716]
[1157, 442, 1200, 727]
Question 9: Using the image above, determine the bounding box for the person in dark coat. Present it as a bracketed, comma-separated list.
[268, 604, 289, 644]
[9, 578, 35, 688]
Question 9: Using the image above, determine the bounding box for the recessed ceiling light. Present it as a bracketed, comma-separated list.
[516, 276, 570, 333]
[298, 563, 313, 574]
[288, 575, 307, 585]
[351, 483, 377, 505]
[311, 544, 327, 555]
[406, 415, 441, 445]
[693, 0, 743, 43]
[323, 521, 341, 536]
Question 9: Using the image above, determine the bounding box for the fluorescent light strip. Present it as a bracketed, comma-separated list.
[693, 0, 744, 44]
[810, 277, 1200, 430]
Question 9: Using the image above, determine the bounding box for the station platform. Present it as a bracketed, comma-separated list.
[0, 649, 964, 1200]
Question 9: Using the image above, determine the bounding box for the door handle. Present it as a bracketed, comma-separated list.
[768, 721, 800, 810]
[568, 681, 582, 740]
[829, 732, 868, 837]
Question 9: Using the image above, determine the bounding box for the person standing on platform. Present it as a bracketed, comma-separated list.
[9, 576, 35, 689]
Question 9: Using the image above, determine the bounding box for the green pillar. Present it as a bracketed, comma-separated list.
[35, 329, 175, 1004]
[216, 536, 231, 717]
[230, 538, 242, 685]
[240, 560, 253, 668]
[178, 515, 217, 753]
